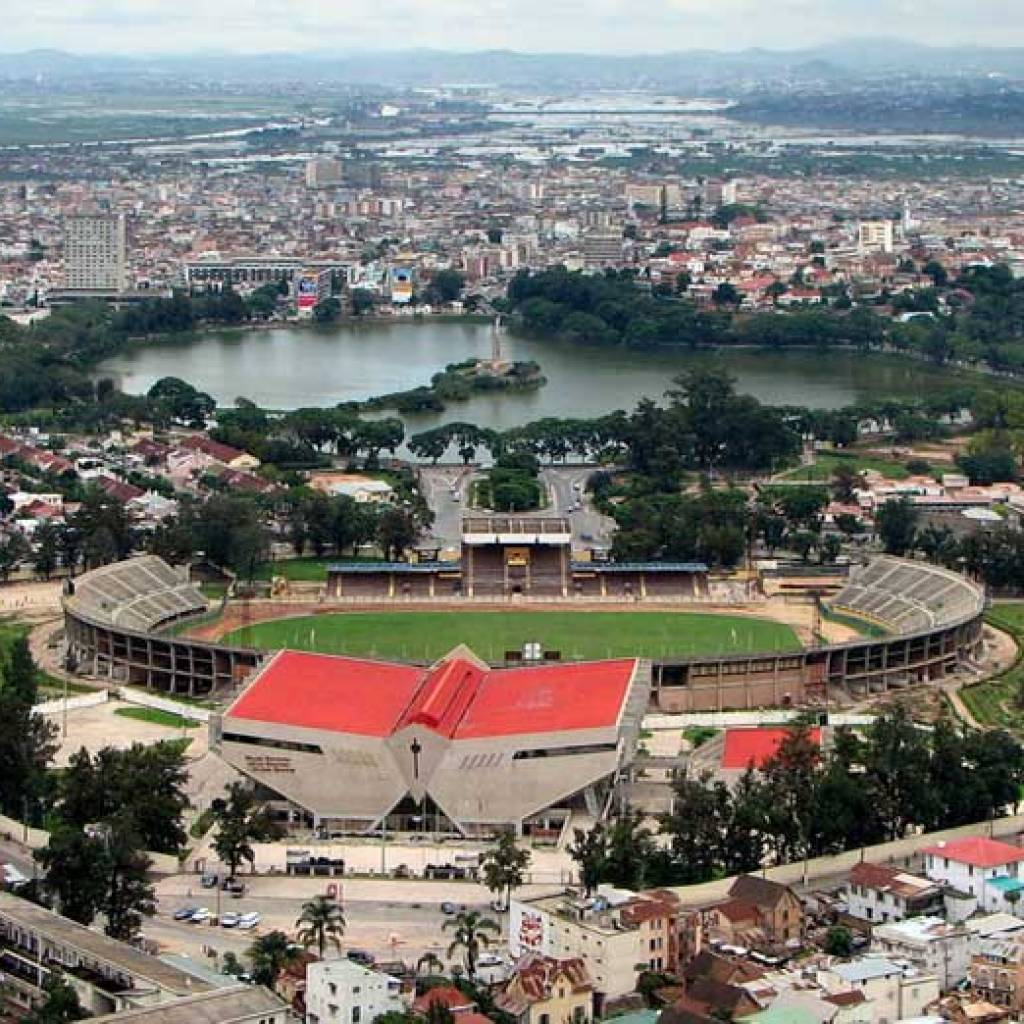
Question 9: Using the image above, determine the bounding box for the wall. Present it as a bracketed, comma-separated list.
[118, 687, 212, 723]
[666, 813, 1024, 907]
[32, 691, 109, 716]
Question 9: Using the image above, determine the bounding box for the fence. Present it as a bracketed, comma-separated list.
[118, 687, 212, 723]
[644, 710, 879, 730]
[32, 691, 109, 717]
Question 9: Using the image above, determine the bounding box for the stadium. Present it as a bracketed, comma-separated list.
[60, 526, 988, 836]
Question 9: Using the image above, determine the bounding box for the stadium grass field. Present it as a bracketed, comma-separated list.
[222, 610, 801, 663]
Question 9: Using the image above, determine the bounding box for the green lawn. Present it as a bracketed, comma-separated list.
[0, 618, 66, 692]
[252, 557, 383, 582]
[779, 451, 913, 483]
[223, 610, 800, 663]
[114, 707, 201, 730]
[961, 605, 1024, 731]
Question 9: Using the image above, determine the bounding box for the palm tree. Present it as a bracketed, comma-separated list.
[442, 909, 500, 979]
[416, 952, 445, 976]
[248, 930, 300, 991]
[295, 895, 346, 959]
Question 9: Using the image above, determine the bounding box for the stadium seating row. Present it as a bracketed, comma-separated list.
[829, 556, 984, 634]
[68, 556, 207, 632]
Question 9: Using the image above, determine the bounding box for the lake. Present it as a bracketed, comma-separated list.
[96, 320, 967, 431]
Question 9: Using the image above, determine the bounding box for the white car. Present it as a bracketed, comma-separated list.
[190, 907, 211, 924]
[220, 912, 240, 928]
[237, 912, 261, 930]
[477, 953, 504, 968]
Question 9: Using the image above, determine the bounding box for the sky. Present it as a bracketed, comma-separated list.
[12, 0, 1024, 54]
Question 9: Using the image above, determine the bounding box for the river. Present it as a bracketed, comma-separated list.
[96, 320, 969, 431]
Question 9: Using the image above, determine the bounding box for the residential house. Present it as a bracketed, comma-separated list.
[871, 916, 971, 988]
[922, 839, 1024, 901]
[180, 435, 260, 470]
[970, 934, 1024, 1014]
[494, 953, 594, 1024]
[726, 876, 804, 945]
[819, 957, 938, 1024]
[305, 958, 404, 1024]
[845, 863, 944, 925]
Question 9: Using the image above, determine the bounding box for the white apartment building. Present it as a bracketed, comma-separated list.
[64, 213, 127, 291]
[305, 959, 404, 1024]
[857, 220, 895, 254]
[820, 958, 938, 1024]
[871, 916, 972, 989]
[923, 838, 1024, 900]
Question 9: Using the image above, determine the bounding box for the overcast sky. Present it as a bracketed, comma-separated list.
[12, 0, 1024, 54]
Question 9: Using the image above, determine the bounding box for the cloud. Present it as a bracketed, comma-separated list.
[12, 0, 1024, 53]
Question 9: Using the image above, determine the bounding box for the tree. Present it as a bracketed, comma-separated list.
[35, 825, 111, 924]
[376, 506, 419, 561]
[23, 973, 86, 1024]
[0, 532, 28, 581]
[33, 521, 59, 579]
[103, 820, 156, 941]
[824, 925, 854, 957]
[713, 282, 740, 307]
[249, 930, 300, 990]
[351, 289, 375, 316]
[875, 497, 919, 556]
[429, 270, 466, 304]
[295, 895, 346, 959]
[210, 781, 278, 878]
[0, 643, 58, 816]
[567, 824, 607, 896]
[480, 830, 531, 910]
[313, 297, 342, 323]
[442, 910, 500, 979]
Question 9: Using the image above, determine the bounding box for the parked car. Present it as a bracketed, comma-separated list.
[190, 907, 211, 924]
[237, 912, 261, 930]
[477, 953, 504, 968]
[223, 878, 245, 896]
[441, 901, 457, 915]
[200, 874, 218, 889]
[173, 907, 198, 921]
[220, 912, 240, 928]
[347, 950, 374, 967]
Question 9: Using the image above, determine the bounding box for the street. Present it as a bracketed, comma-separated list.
[418, 463, 614, 553]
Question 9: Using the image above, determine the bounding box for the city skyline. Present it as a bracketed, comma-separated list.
[8, 0, 1024, 56]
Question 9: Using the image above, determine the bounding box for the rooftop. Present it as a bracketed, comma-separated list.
[0, 892, 214, 998]
[721, 728, 821, 770]
[88, 985, 285, 1023]
[923, 837, 1024, 869]
[226, 646, 637, 740]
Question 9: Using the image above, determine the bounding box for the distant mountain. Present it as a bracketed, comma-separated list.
[1, 41, 1023, 89]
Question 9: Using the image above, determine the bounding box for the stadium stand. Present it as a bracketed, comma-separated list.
[67, 556, 207, 632]
[829, 556, 982, 634]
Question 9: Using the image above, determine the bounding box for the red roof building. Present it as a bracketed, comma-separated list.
[720, 727, 821, 770]
[219, 646, 649, 836]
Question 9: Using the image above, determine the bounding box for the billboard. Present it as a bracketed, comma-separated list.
[508, 900, 553, 958]
[297, 270, 321, 309]
[390, 267, 413, 305]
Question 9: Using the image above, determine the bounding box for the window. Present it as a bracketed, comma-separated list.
[329, 984, 337, 997]
[540, 1014, 550, 1024]
[353, 1008, 361, 1024]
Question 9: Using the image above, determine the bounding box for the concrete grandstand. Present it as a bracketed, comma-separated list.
[63, 555, 987, 713]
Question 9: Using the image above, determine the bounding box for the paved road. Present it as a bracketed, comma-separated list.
[151, 878, 498, 968]
[539, 466, 615, 551]
[418, 463, 613, 553]
[417, 464, 477, 552]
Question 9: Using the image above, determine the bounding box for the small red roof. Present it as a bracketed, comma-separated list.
[721, 727, 821, 770]
[413, 988, 476, 1013]
[922, 837, 1024, 869]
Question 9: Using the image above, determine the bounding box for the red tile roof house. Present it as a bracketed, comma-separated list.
[923, 838, 1024, 902]
[414, 986, 491, 1024]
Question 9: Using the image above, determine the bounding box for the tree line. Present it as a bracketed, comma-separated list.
[570, 710, 1024, 891]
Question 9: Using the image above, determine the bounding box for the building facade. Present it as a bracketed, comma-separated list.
[64, 214, 127, 292]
